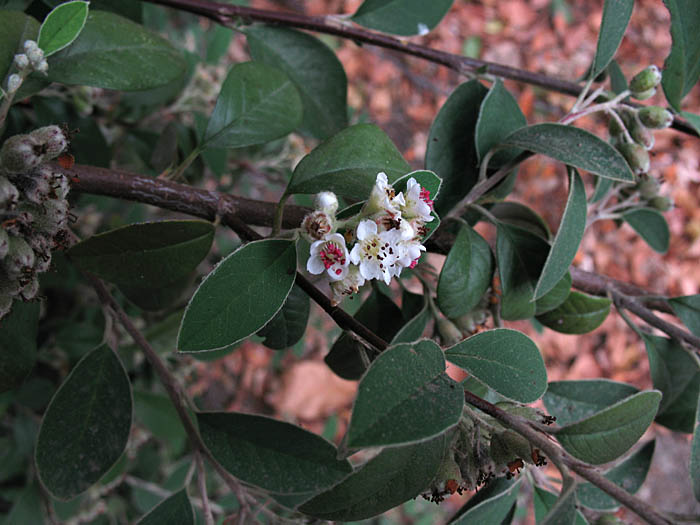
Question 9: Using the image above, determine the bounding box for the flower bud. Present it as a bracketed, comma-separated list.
[0, 228, 8, 259]
[437, 317, 463, 346]
[0, 177, 20, 208]
[0, 134, 44, 173]
[629, 65, 662, 94]
[5, 235, 35, 277]
[23, 40, 38, 53]
[30, 125, 68, 159]
[617, 142, 650, 175]
[6, 74, 22, 94]
[35, 199, 69, 236]
[35, 59, 48, 74]
[314, 191, 338, 214]
[14, 53, 29, 69]
[649, 195, 673, 211]
[637, 106, 673, 129]
[27, 46, 44, 66]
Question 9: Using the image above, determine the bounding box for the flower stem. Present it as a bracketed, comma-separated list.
[272, 192, 290, 237]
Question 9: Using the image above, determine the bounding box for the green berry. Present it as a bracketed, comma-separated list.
[0, 134, 44, 173]
[649, 195, 673, 211]
[632, 87, 656, 101]
[636, 174, 660, 200]
[638, 106, 674, 129]
[629, 65, 662, 94]
[5, 235, 35, 278]
[628, 114, 655, 150]
[608, 113, 626, 137]
[617, 142, 650, 175]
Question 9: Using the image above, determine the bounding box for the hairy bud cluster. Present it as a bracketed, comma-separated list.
[4, 40, 49, 96]
[0, 126, 71, 318]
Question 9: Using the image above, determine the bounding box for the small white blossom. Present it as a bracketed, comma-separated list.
[400, 178, 433, 224]
[364, 172, 403, 216]
[307, 233, 350, 281]
[349, 219, 403, 284]
[397, 239, 426, 270]
[330, 265, 366, 306]
[314, 191, 338, 214]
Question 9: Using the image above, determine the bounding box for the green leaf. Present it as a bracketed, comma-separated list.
[38, 0, 89, 57]
[425, 80, 489, 215]
[555, 390, 661, 464]
[3, 483, 45, 525]
[577, 440, 655, 511]
[543, 379, 639, 427]
[346, 339, 463, 448]
[691, 394, 700, 501]
[257, 284, 310, 350]
[670, 294, 700, 337]
[590, 174, 614, 203]
[137, 489, 194, 525]
[35, 344, 132, 500]
[623, 207, 670, 254]
[197, 412, 352, 494]
[497, 223, 549, 320]
[201, 61, 302, 149]
[45, 11, 185, 90]
[608, 59, 629, 95]
[178, 239, 297, 352]
[661, 0, 700, 110]
[134, 390, 187, 455]
[325, 288, 404, 379]
[438, 225, 493, 318]
[450, 478, 521, 524]
[0, 300, 39, 393]
[590, 0, 634, 79]
[535, 272, 572, 316]
[245, 25, 347, 139]
[445, 329, 547, 403]
[489, 201, 550, 240]
[501, 123, 635, 182]
[533, 486, 586, 525]
[299, 432, 450, 521]
[67, 220, 213, 287]
[534, 169, 586, 299]
[536, 291, 611, 334]
[391, 299, 430, 344]
[287, 123, 410, 200]
[475, 79, 527, 167]
[682, 111, 700, 135]
[351, 0, 454, 36]
[0, 10, 39, 85]
[642, 333, 700, 432]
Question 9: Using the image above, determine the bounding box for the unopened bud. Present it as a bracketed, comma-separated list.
[629, 65, 662, 94]
[14, 53, 29, 69]
[617, 142, 650, 175]
[0, 134, 44, 173]
[314, 191, 338, 214]
[35, 59, 48, 74]
[438, 317, 463, 346]
[636, 174, 660, 200]
[6, 73, 22, 94]
[638, 106, 673, 129]
[0, 177, 20, 208]
[649, 195, 673, 211]
[27, 46, 44, 66]
[23, 40, 38, 53]
[30, 125, 68, 159]
[0, 228, 8, 259]
[5, 235, 35, 277]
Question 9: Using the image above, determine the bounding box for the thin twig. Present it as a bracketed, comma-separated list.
[142, 0, 698, 139]
[196, 452, 215, 525]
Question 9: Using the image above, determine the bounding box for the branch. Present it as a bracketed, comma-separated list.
[143, 0, 699, 139]
[463, 392, 672, 525]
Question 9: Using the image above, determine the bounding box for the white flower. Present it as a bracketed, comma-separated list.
[349, 219, 403, 284]
[397, 239, 426, 270]
[330, 265, 366, 306]
[314, 191, 338, 214]
[400, 178, 434, 224]
[363, 172, 404, 216]
[307, 233, 350, 281]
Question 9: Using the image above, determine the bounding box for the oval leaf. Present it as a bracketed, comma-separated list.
[137, 489, 194, 525]
[197, 412, 352, 494]
[662, 0, 700, 110]
[577, 440, 655, 511]
[691, 394, 700, 501]
[287, 123, 410, 200]
[0, 300, 39, 393]
[245, 25, 347, 139]
[352, 0, 454, 36]
[451, 478, 521, 524]
[201, 61, 302, 149]
[38, 0, 89, 57]
[46, 11, 186, 90]
[134, 390, 187, 455]
[425, 80, 488, 215]
[534, 485, 586, 525]
[501, 123, 635, 182]
[534, 169, 586, 300]
[670, 294, 700, 337]
[256, 284, 310, 350]
[0, 10, 39, 84]
[346, 339, 462, 448]
[543, 379, 639, 427]
[35, 344, 132, 500]
[535, 272, 572, 315]
[445, 329, 547, 403]
[300, 432, 450, 521]
[590, 0, 634, 79]
[67, 220, 214, 288]
[178, 239, 297, 352]
[623, 207, 670, 254]
[537, 291, 611, 334]
[555, 390, 661, 464]
[489, 201, 550, 240]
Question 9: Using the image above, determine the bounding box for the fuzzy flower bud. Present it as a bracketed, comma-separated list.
[23, 40, 38, 53]
[30, 125, 68, 159]
[0, 177, 20, 208]
[0, 134, 44, 173]
[629, 65, 662, 94]
[637, 106, 674, 129]
[26, 46, 44, 66]
[314, 191, 338, 215]
[35, 59, 48, 74]
[14, 53, 29, 69]
[6, 74, 22, 94]
[5, 235, 35, 277]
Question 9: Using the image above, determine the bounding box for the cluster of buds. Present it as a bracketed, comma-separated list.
[422, 403, 552, 503]
[302, 172, 434, 305]
[0, 126, 71, 317]
[634, 173, 674, 211]
[608, 66, 672, 176]
[4, 40, 48, 96]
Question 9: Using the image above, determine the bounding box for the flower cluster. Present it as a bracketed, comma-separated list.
[5, 40, 48, 96]
[302, 173, 433, 305]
